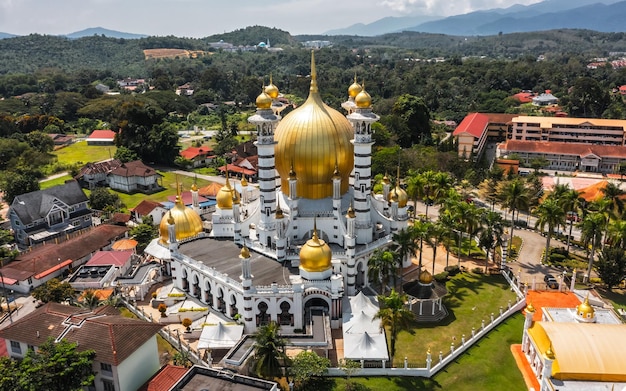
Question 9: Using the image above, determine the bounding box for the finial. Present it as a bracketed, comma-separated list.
[176, 175, 180, 195]
[270, 73, 273, 85]
[310, 50, 318, 93]
[312, 216, 319, 241]
[224, 169, 231, 188]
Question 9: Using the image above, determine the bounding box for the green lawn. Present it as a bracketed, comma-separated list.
[53, 141, 117, 166]
[40, 174, 74, 189]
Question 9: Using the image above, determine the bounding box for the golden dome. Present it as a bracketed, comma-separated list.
[241, 176, 248, 187]
[159, 196, 203, 243]
[265, 75, 279, 99]
[348, 75, 362, 98]
[256, 91, 272, 110]
[191, 182, 198, 192]
[525, 301, 536, 313]
[299, 223, 332, 272]
[419, 269, 433, 284]
[388, 186, 408, 207]
[346, 203, 355, 218]
[577, 295, 595, 319]
[545, 344, 556, 360]
[217, 174, 235, 210]
[275, 204, 284, 219]
[355, 83, 372, 108]
[239, 246, 251, 259]
[274, 51, 354, 199]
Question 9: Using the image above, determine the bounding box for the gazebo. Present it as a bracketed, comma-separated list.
[403, 269, 448, 322]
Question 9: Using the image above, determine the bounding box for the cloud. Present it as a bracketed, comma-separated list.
[380, 0, 542, 16]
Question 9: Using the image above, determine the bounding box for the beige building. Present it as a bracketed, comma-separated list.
[510, 116, 626, 146]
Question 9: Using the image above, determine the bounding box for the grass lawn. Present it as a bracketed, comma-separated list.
[40, 174, 74, 189]
[597, 287, 626, 311]
[53, 141, 117, 166]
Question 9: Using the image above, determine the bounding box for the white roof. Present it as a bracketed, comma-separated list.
[197, 322, 244, 349]
[348, 292, 379, 316]
[144, 238, 171, 260]
[343, 310, 381, 335]
[343, 332, 389, 361]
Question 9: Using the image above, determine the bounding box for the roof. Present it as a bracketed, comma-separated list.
[485, 113, 517, 124]
[11, 180, 88, 225]
[512, 115, 626, 129]
[1, 225, 128, 281]
[453, 112, 490, 138]
[131, 200, 164, 216]
[138, 365, 188, 391]
[170, 365, 277, 390]
[512, 92, 535, 103]
[232, 141, 257, 158]
[528, 322, 626, 382]
[499, 140, 626, 159]
[34, 259, 72, 279]
[76, 159, 122, 179]
[198, 182, 223, 197]
[218, 164, 257, 176]
[180, 146, 214, 160]
[0, 303, 162, 366]
[166, 191, 208, 205]
[109, 160, 159, 178]
[88, 130, 116, 140]
[86, 250, 133, 267]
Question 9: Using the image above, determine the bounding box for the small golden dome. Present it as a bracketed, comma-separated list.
[275, 205, 284, 219]
[241, 176, 248, 187]
[332, 164, 341, 180]
[265, 76, 279, 99]
[577, 295, 595, 319]
[348, 76, 362, 98]
[299, 224, 332, 272]
[355, 84, 372, 108]
[388, 186, 408, 207]
[346, 203, 355, 218]
[191, 182, 198, 192]
[525, 301, 536, 313]
[159, 196, 203, 243]
[389, 191, 399, 203]
[383, 173, 390, 185]
[545, 345, 555, 360]
[256, 91, 272, 109]
[239, 246, 251, 259]
[419, 269, 434, 284]
[217, 175, 235, 210]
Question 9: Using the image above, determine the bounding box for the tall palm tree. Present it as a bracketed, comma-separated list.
[557, 187, 584, 253]
[432, 171, 454, 203]
[419, 170, 437, 217]
[368, 249, 397, 293]
[375, 289, 415, 365]
[477, 177, 500, 211]
[427, 221, 446, 275]
[498, 178, 530, 251]
[405, 170, 425, 214]
[588, 198, 613, 251]
[254, 321, 288, 379]
[437, 212, 456, 269]
[478, 210, 505, 273]
[411, 219, 431, 272]
[534, 198, 566, 264]
[600, 182, 625, 217]
[580, 212, 606, 283]
[391, 227, 418, 292]
[458, 201, 482, 259]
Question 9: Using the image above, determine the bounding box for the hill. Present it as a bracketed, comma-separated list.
[65, 27, 147, 39]
[0, 32, 17, 39]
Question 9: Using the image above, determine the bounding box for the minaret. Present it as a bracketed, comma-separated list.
[288, 164, 299, 218]
[275, 203, 286, 261]
[233, 190, 242, 245]
[382, 173, 391, 216]
[332, 163, 342, 215]
[191, 177, 200, 213]
[166, 212, 178, 252]
[347, 82, 379, 244]
[239, 246, 254, 332]
[522, 301, 535, 353]
[248, 84, 280, 250]
[344, 203, 357, 295]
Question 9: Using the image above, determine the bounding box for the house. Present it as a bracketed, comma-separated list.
[175, 83, 194, 96]
[87, 130, 116, 145]
[0, 224, 128, 293]
[532, 90, 559, 106]
[179, 146, 215, 168]
[8, 180, 92, 247]
[117, 78, 146, 91]
[0, 303, 163, 391]
[131, 200, 167, 225]
[75, 159, 123, 189]
[47, 133, 74, 147]
[167, 365, 278, 390]
[107, 160, 162, 194]
[452, 113, 516, 161]
[510, 116, 626, 146]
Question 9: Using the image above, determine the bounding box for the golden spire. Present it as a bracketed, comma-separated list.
[332, 162, 341, 180]
[310, 50, 318, 94]
[225, 169, 232, 189]
[239, 245, 251, 259]
[312, 216, 319, 242]
[525, 300, 535, 313]
[346, 202, 355, 218]
[545, 344, 555, 360]
[191, 175, 198, 192]
[167, 211, 174, 225]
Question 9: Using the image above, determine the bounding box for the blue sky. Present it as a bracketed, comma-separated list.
[0, 0, 543, 37]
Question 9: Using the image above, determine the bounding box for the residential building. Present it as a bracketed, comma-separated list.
[87, 130, 116, 145]
[168, 365, 278, 390]
[8, 180, 92, 247]
[0, 303, 163, 391]
[532, 90, 559, 106]
[510, 116, 626, 146]
[131, 200, 168, 225]
[179, 146, 215, 168]
[75, 159, 122, 190]
[107, 160, 162, 193]
[47, 133, 74, 146]
[452, 113, 515, 161]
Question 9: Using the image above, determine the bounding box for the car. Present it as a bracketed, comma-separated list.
[544, 274, 558, 289]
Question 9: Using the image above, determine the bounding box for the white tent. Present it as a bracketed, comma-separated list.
[343, 310, 380, 335]
[348, 292, 378, 316]
[197, 322, 244, 349]
[144, 238, 172, 260]
[343, 332, 389, 361]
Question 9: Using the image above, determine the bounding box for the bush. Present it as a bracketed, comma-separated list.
[434, 271, 449, 282]
[158, 303, 167, 317]
[182, 318, 192, 331]
[471, 267, 484, 274]
[444, 265, 461, 276]
[549, 253, 566, 262]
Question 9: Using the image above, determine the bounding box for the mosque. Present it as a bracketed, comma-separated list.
[149, 52, 409, 333]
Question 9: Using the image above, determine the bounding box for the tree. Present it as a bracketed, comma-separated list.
[556, 187, 584, 253]
[608, 220, 626, 248]
[79, 289, 101, 310]
[498, 178, 530, 252]
[0, 171, 40, 204]
[88, 187, 123, 211]
[17, 337, 95, 391]
[478, 210, 505, 273]
[25, 131, 54, 153]
[596, 247, 626, 290]
[426, 221, 447, 275]
[375, 289, 414, 365]
[113, 146, 138, 163]
[290, 350, 330, 390]
[338, 358, 361, 391]
[367, 248, 397, 293]
[567, 76, 610, 118]
[534, 198, 566, 264]
[130, 216, 158, 253]
[580, 212, 606, 282]
[32, 278, 75, 303]
[391, 227, 418, 292]
[254, 321, 288, 379]
[600, 181, 625, 217]
[390, 94, 431, 147]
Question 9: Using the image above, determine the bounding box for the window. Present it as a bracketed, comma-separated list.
[10, 341, 21, 354]
[100, 362, 113, 376]
[102, 379, 115, 391]
[27, 345, 35, 353]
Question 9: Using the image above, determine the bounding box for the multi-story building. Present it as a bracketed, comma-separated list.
[453, 113, 515, 161]
[510, 116, 626, 146]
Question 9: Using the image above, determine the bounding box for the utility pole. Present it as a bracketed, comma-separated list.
[0, 271, 13, 324]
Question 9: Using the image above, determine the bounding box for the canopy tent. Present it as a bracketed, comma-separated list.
[144, 238, 172, 260]
[343, 332, 389, 361]
[111, 238, 138, 251]
[343, 310, 380, 335]
[197, 322, 244, 350]
[348, 291, 379, 316]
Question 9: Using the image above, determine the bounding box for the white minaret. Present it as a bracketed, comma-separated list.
[344, 204, 357, 295]
[191, 178, 200, 213]
[239, 246, 254, 332]
[347, 82, 379, 244]
[249, 86, 280, 250]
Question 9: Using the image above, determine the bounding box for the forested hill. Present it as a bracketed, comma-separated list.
[2, 27, 626, 76]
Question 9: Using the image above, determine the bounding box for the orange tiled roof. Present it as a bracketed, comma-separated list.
[89, 130, 116, 139]
[453, 112, 490, 138]
[500, 140, 626, 159]
[139, 365, 188, 391]
[131, 200, 164, 216]
[180, 146, 214, 160]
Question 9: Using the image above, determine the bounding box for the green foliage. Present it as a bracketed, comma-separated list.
[113, 146, 139, 163]
[389, 94, 431, 147]
[88, 187, 123, 211]
[130, 217, 158, 253]
[25, 131, 54, 153]
[375, 289, 415, 363]
[254, 321, 288, 379]
[597, 247, 626, 290]
[290, 351, 330, 389]
[32, 278, 75, 303]
[0, 171, 40, 204]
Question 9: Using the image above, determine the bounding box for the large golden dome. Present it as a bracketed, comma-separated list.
[159, 196, 203, 243]
[299, 226, 332, 272]
[216, 175, 236, 210]
[419, 269, 433, 285]
[388, 185, 408, 208]
[274, 51, 354, 199]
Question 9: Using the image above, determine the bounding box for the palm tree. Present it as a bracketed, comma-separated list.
[534, 198, 566, 264]
[432, 171, 454, 203]
[600, 182, 625, 217]
[608, 219, 626, 248]
[79, 289, 101, 310]
[557, 187, 584, 253]
[478, 210, 505, 273]
[391, 227, 418, 292]
[437, 212, 456, 269]
[368, 249, 397, 293]
[405, 170, 425, 214]
[375, 289, 415, 365]
[498, 178, 530, 251]
[580, 212, 606, 283]
[589, 198, 613, 251]
[458, 201, 482, 259]
[426, 221, 446, 275]
[412, 219, 431, 272]
[419, 170, 437, 217]
[477, 177, 500, 211]
[254, 321, 288, 379]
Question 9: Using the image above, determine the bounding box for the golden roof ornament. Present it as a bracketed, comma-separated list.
[265, 74, 279, 99]
[241, 175, 248, 187]
[348, 74, 362, 98]
[299, 217, 332, 272]
[346, 202, 355, 218]
[239, 245, 251, 259]
[355, 80, 372, 108]
[525, 301, 535, 313]
[545, 344, 556, 360]
[256, 85, 272, 109]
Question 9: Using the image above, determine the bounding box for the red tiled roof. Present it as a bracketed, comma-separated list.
[180, 146, 214, 160]
[139, 365, 188, 391]
[112, 212, 131, 223]
[167, 191, 208, 205]
[219, 164, 256, 176]
[485, 113, 517, 124]
[109, 160, 159, 178]
[453, 112, 490, 138]
[198, 182, 223, 197]
[33, 259, 72, 280]
[86, 250, 133, 267]
[89, 130, 116, 140]
[524, 291, 581, 321]
[512, 92, 535, 103]
[131, 200, 164, 216]
[499, 140, 626, 159]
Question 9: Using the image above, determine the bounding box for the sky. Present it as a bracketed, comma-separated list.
[0, 0, 544, 37]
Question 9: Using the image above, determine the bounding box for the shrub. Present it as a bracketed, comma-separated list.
[514, 220, 527, 228]
[444, 265, 461, 276]
[434, 272, 449, 282]
[549, 253, 566, 263]
[182, 318, 192, 331]
[151, 292, 157, 299]
[158, 303, 167, 317]
[471, 267, 484, 274]
[167, 293, 186, 297]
